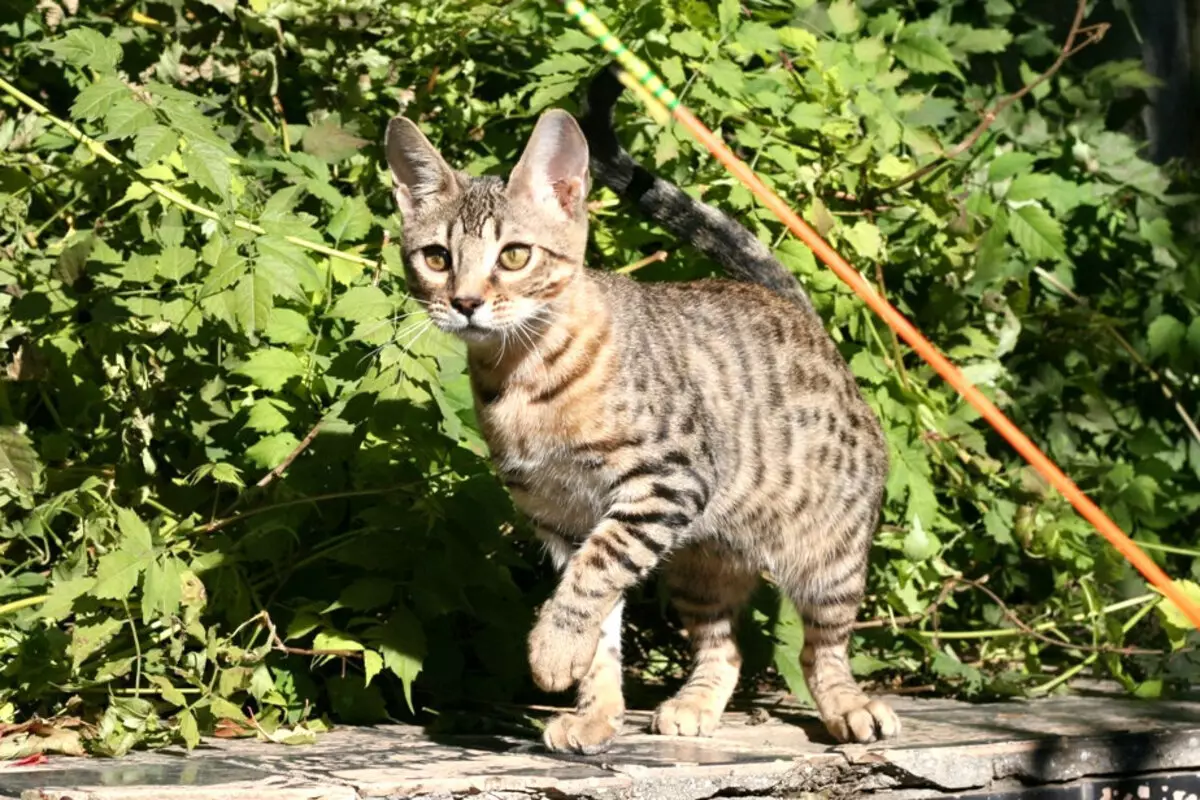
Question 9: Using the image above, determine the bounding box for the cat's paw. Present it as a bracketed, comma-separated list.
[822, 695, 900, 744]
[543, 712, 620, 754]
[528, 611, 599, 693]
[651, 695, 723, 737]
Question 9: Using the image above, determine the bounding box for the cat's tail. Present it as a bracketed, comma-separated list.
[577, 65, 811, 309]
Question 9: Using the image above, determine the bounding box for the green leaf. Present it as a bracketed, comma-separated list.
[1008, 204, 1068, 262]
[954, 28, 1013, 53]
[264, 308, 313, 345]
[43, 29, 122, 72]
[70, 618, 124, 671]
[0, 425, 42, 492]
[94, 549, 145, 600]
[989, 152, 1037, 181]
[842, 221, 883, 260]
[302, 118, 368, 163]
[377, 607, 426, 713]
[363, 650, 384, 687]
[1147, 314, 1186, 360]
[132, 125, 179, 165]
[669, 30, 709, 58]
[705, 60, 744, 95]
[1157, 580, 1200, 638]
[330, 286, 393, 324]
[70, 78, 130, 123]
[902, 516, 941, 560]
[245, 432, 301, 469]
[179, 710, 201, 750]
[255, 236, 319, 300]
[328, 197, 373, 244]
[182, 140, 233, 199]
[827, 0, 862, 35]
[245, 398, 292, 433]
[142, 556, 183, 624]
[158, 246, 197, 282]
[1186, 318, 1200, 355]
[234, 349, 304, 391]
[40, 577, 96, 621]
[893, 34, 964, 79]
[103, 99, 155, 139]
[233, 271, 274, 334]
[115, 507, 153, 553]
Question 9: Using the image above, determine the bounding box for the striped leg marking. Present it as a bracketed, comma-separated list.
[543, 600, 625, 754]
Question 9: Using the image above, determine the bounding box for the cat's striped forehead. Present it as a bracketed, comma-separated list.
[450, 177, 509, 237]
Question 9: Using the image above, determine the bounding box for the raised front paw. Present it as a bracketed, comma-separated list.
[528, 608, 600, 693]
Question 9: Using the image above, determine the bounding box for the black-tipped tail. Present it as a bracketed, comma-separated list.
[577, 66, 810, 308]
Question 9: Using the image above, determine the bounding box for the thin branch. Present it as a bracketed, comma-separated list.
[886, 0, 1109, 193]
[256, 421, 323, 489]
[615, 249, 669, 274]
[252, 611, 363, 660]
[1033, 266, 1200, 451]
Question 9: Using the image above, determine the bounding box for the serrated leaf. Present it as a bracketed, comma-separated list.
[245, 398, 292, 433]
[363, 650, 384, 687]
[234, 349, 304, 391]
[330, 286, 393, 324]
[0, 425, 41, 492]
[843, 221, 883, 260]
[1008, 204, 1068, 262]
[179, 710, 200, 750]
[264, 308, 313, 345]
[103, 99, 155, 139]
[142, 556, 183, 624]
[182, 140, 233, 199]
[93, 549, 144, 600]
[255, 236, 318, 300]
[148, 676, 189, 707]
[245, 432, 301, 469]
[43, 29, 122, 72]
[893, 34, 964, 79]
[669, 30, 709, 58]
[70, 77, 130, 123]
[954, 27, 1013, 53]
[302, 118, 367, 163]
[312, 630, 365, 652]
[528, 79, 575, 113]
[69, 618, 124, 671]
[158, 245, 197, 282]
[705, 60, 744, 95]
[233, 271, 273, 334]
[989, 152, 1037, 181]
[328, 197, 373, 244]
[132, 125, 179, 165]
[1147, 314, 1186, 360]
[377, 607, 426, 713]
[39, 577, 96, 621]
[827, 0, 861, 35]
[115, 507, 153, 553]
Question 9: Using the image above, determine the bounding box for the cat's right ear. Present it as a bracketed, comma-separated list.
[384, 116, 458, 217]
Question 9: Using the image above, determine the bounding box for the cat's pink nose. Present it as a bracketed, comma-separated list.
[451, 296, 484, 317]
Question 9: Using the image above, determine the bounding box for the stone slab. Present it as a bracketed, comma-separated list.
[4, 692, 1200, 799]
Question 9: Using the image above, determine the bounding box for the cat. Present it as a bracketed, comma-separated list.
[382, 67, 899, 755]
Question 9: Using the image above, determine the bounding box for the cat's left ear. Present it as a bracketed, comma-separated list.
[507, 109, 590, 220]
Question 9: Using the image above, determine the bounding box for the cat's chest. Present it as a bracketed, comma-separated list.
[478, 393, 612, 536]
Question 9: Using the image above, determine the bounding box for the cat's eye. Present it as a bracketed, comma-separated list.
[422, 246, 451, 272]
[498, 245, 532, 271]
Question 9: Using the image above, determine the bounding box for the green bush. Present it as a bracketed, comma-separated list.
[1, 0, 1198, 754]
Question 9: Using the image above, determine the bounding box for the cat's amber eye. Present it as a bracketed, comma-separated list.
[498, 245, 531, 271]
[422, 246, 451, 273]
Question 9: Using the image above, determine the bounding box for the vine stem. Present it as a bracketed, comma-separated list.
[884, 0, 1109, 192]
[0, 75, 377, 270]
[1029, 595, 1160, 695]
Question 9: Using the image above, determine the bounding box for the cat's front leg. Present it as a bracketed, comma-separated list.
[529, 500, 697, 693]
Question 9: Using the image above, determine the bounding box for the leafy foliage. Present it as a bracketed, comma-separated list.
[1, 0, 1199, 754]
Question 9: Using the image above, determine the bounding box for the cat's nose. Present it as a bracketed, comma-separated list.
[450, 296, 484, 317]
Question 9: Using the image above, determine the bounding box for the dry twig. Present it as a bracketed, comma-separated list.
[886, 0, 1109, 193]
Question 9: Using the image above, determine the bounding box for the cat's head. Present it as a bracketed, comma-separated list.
[384, 110, 590, 342]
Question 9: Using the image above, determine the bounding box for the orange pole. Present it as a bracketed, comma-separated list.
[561, 0, 1200, 630]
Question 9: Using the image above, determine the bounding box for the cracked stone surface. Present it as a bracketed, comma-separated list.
[5, 692, 1200, 799]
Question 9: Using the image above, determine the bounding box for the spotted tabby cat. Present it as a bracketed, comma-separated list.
[382, 68, 899, 754]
